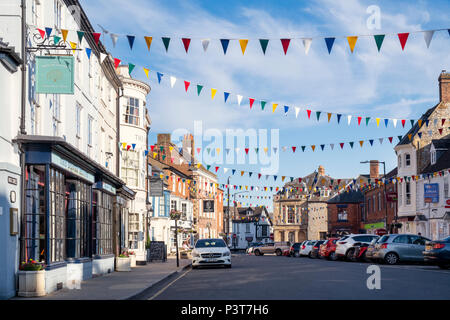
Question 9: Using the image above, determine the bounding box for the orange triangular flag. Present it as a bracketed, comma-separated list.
[239, 39, 248, 55]
[61, 29, 69, 42]
[144, 36, 153, 51]
[347, 36, 358, 53]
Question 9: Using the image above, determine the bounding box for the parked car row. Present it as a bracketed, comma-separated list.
[248, 234, 450, 269]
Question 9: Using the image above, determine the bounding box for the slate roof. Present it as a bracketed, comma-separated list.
[327, 189, 364, 204]
[421, 148, 450, 173]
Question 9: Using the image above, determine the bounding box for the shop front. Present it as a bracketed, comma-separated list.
[16, 136, 128, 295]
[363, 221, 386, 235]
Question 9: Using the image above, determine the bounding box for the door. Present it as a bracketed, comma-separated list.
[391, 235, 411, 259]
[408, 235, 428, 261]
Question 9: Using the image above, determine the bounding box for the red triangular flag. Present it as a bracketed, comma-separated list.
[307, 109, 311, 119]
[184, 81, 190, 92]
[114, 58, 121, 69]
[292, 146, 296, 153]
[258, 173, 262, 179]
[182, 38, 191, 53]
[340, 143, 344, 149]
[38, 28, 46, 39]
[442, 119, 446, 126]
[357, 116, 362, 125]
[398, 33, 409, 50]
[196, 148, 201, 154]
[249, 98, 255, 109]
[280, 39, 291, 55]
[150, 145, 155, 152]
[388, 137, 393, 143]
[93, 32, 101, 45]
[401, 119, 406, 127]
[245, 148, 249, 154]
[215, 166, 219, 172]
[439, 128, 443, 135]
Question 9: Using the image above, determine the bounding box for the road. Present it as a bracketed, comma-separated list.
[143, 254, 450, 300]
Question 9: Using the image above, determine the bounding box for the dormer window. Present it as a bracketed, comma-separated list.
[405, 153, 411, 167]
[431, 149, 436, 165]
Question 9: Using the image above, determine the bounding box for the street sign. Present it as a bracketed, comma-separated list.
[36, 56, 74, 94]
[424, 184, 439, 203]
[386, 192, 397, 202]
[445, 199, 450, 209]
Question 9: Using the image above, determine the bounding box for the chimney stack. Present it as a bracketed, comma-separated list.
[439, 70, 450, 104]
[369, 160, 379, 179]
[318, 165, 325, 176]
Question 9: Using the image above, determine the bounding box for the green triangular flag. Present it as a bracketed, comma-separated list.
[349, 141, 354, 148]
[162, 37, 171, 52]
[316, 111, 321, 121]
[128, 63, 135, 74]
[53, 35, 61, 44]
[77, 31, 85, 43]
[261, 101, 267, 110]
[410, 119, 415, 127]
[398, 135, 403, 142]
[366, 117, 371, 126]
[259, 39, 269, 54]
[255, 148, 259, 154]
[162, 155, 166, 160]
[207, 165, 211, 170]
[301, 146, 306, 152]
[197, 84, 203, 96]
[374, 34, 385, 52]
[207, 148, 211, 154]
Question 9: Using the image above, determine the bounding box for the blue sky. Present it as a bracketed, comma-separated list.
[80, 0, 450, 210]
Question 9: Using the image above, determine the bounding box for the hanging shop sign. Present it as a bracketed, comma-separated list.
[386, 192, 398, 202]
[149, 177, 164, 197]
[51, 152, 95, 183]
[36, 55, 74, 94]
[364, 222, 385, 230]
[424, 183, 439, 203]
[203, 200, 214, 212]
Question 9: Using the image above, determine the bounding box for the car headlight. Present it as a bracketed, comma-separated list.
[192, 251, 200, 257]
[222, 251, 231, 257]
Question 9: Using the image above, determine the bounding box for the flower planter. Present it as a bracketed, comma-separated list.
[18, 270, 46, 297]
[129, 254, 136, 268]
[115, 257, 131, 272]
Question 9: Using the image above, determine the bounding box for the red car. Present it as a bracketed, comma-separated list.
[319, 238, 340, 260]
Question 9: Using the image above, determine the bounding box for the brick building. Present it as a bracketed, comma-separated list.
[327, 190, 364, 236]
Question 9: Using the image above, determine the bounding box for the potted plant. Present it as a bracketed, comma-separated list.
[115, 251, 131, 272]
[17, 259, 46, 297]
[128, 250, 136, 267]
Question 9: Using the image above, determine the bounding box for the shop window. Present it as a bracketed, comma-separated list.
[337, 208, 348, 222]
[93, 191, 113, 255]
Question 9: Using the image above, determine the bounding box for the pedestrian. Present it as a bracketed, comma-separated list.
[418, 232, 422, 236]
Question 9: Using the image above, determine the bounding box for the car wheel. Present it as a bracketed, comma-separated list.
[346, 249, 354, 261]
[308, 252, 312, 258]
[384, 252, 399, 265]
[438, 264, 449, 270]
[276, 249, 282, 256]
[294, 251, 300, 257]
[225, 264, 232, 268]
[192, 265, 198, 269]
[254, 250, 260, 256]
[329, 252, 337, 261]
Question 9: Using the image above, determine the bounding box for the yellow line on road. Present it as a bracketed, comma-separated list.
[147, 267, 192, 300]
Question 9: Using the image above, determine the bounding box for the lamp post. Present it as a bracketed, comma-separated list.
[361, 160, 389, 233]
[226, 176, 231, 245]
[170, 210, 181, 267]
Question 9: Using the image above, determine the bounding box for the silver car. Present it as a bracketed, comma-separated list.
[371, 234, 431, 265]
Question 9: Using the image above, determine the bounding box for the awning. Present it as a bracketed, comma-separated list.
[414, 214, 428, 222]
[443, 212, 450, 221]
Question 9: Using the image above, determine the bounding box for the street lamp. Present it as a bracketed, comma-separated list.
[170, 209, 182, 267]
[360, 160, 389, 233]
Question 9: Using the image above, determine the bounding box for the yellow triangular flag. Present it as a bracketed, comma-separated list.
[153, 152, 157, 158]
[359, 141, 364, 147]
[70, 41, 77, 54]
[169, 146, 174, 152]
[216, 148, 220, 155]
[197, 163, 202, 168]
[144, 36, 153, 51]
[239, 39, 248, 55]
[272, 103, 278, 113]
[61, 29, 69, 42]
[376, 118, 380, 127]
[122, 142, 127, 149]
[264, 147, 268, 154]
[347, 36, 358, 53]
[143, 68, 150, 78]
[211, 88, 217, 100]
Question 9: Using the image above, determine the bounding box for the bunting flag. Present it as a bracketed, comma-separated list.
[61, 29, 69, 42]
[85, 47, 92, 59]
[182, 38, 191, 53]
[398, 32, 409, 50]
[197, 84, 203, 95]
[127, 35, 135, 50]
[424, 30, 434, 48]
[92, 33, 101, 45]
[374, 34, 385, 52]
[272, 103, 278, 113]
[162, 37, 171, 52]
[325, 37, 335, 54]
[110, 33, 119, 47]
[259, 39, 269, 54]
[224, 92, 230, 103]
[128, 63, 135, 74]
[77, 31, 85, 43]
[45, 27, 52, 38]
[53, 35, 61, 44]
[184, 80, 190, 92]
[211, 88, 217, 100]
[69, 42, 77, 54]
[237, 95, 243, 106]
[144, 36, 153, 51]
[170, 76, 177, 88]
[157, 72, 163, 83]
[220, 39, 230, 54]
[100, 53, 107, 64]
[239, 39, 248, 55]
[202, 39, 210, 52]
[302, 38, 312, 55]
[347, 36, 358, 53]
[249, 98, 255, 109]
[280, 39, 291, 55]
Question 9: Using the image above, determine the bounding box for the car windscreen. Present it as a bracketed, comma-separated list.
[195, 239, 226, 248]
[379, 235, 390, 243]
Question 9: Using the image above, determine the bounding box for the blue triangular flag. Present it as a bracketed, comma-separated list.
[132, 143, 136, 150]
[384, 119, 389, 127]
[157, 72, 163, 84]
[85, 48, 92, 59]
[232, 169, 236, 175]
[45, 27, 52, 38]
[284, 106, 289, 114]
[418, 132, 422, 139]
[127, 35, 135, 50]
[220, 39, 230, 54]
[337, 114, 342, 124]
[369, 140, 374, 146]
[224, 92, 230, 103]
[325, 37, 335, 54]
[144, 150, 149, 156]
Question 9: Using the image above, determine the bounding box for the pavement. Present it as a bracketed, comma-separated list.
[147, 254, 450, 300]
[12, 256, 191, 300]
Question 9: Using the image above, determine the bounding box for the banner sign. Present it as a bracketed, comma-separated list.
[424, 183, 439, 203]
[36, 55, 74, 94]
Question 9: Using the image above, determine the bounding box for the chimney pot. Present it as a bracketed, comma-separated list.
[369, 160, 379, 179]
[438, 71, 450, 103]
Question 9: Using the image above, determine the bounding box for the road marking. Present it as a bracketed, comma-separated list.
[147, 267, 192, 300]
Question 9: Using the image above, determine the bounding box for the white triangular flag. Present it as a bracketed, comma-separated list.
[282, 146, 287, 152]
[100, 53, 107, 63]
[347, 115, 352, 125]
[392, 119, 397, 128]
[302, 38, 312, 55]
[379, 138, 384, 144]
[295, 107, 300, 118]
[187, 147, 191, 154]
[330, 143, 334, 150]
[237, 95, 243, 106]
[170, 76, 177, 88]
[110, 33, 118, 47]
[202, 39, 210, 52]
[223, 168, 229, 174]
[235, 148, 240, 153]
[423, 30, 434, 49]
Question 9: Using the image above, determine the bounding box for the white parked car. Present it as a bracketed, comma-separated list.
[335, 234, 379, 260]
[299, 240, 317, 257]
[191, 238, 232, 269]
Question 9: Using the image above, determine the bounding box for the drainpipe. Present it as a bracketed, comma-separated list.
[116, 86, 123, 177]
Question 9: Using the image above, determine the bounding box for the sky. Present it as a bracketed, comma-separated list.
[80, 0, 450, 210]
